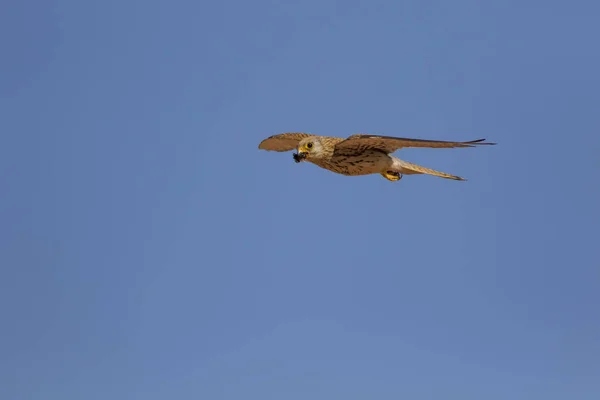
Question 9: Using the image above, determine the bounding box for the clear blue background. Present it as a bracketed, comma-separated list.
[2, 1, 599, 399]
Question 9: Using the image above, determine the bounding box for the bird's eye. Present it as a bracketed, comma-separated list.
[307, 142, 313, 149]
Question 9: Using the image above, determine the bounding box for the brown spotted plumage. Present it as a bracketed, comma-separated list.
[258, 132, 495, 182]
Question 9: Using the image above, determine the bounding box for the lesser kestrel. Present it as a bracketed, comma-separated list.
[258, 133, 495, 181]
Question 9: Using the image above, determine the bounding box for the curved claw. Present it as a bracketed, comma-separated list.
[382, 171, 403, 181]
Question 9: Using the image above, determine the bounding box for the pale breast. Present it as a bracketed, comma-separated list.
[313, 151, 391, 176]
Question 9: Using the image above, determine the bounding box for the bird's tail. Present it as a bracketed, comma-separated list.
[392, 158, 466, 181]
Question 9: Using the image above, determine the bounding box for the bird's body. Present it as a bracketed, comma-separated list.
[258, 133, 495, 182]
[311, 149, 391, 176]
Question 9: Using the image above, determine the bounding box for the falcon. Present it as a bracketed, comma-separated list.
[258, 132, 495, 181]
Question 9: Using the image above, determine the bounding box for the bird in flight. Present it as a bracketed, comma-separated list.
[258, 133, 495, 181]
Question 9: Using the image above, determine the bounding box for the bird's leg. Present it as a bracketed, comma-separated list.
[381, 170, 402, 181]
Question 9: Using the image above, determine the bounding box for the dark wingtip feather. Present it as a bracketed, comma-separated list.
[468, 138, 497, 145]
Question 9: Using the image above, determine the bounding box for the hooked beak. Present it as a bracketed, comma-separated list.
[293, 146, 308, 163]
[293, 152, 307, 163]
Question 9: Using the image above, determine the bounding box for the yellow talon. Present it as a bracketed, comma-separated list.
[381, 171, 402, 181]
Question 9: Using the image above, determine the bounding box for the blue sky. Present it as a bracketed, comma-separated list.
[1, 0, 599, 398]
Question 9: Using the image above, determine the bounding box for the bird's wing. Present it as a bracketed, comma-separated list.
[258, 133, 314, 152]
[334, 134, 496, 154]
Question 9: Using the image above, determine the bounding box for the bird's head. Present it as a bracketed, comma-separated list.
[293, 136, 325, 163]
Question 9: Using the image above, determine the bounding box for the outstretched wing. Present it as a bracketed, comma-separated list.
[335, 134, 496, 154]
[258, 133, 314, 152]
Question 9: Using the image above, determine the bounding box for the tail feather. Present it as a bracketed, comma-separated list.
[393, 158, 466, 181]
